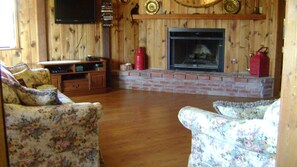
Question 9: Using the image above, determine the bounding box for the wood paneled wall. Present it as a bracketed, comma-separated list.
[0, 0, 104, 68]
[0, 0, 278, 75]
[110, 0, 139, 70]
[0, 0, 40, 68]
[130, 0, 277, 74]
[46, 0, 104, 61]
[277, 0, 297, 165]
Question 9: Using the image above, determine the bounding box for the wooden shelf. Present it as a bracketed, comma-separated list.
[132, 14, 266, 20]
[40, 60, 107, 96]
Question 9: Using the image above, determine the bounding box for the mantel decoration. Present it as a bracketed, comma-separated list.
[174, 0, 222, 8]
[223, 0, 241, 14]
[145, 0, 160, 15]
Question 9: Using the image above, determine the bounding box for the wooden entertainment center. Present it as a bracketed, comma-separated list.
[39, 60, 106, 96]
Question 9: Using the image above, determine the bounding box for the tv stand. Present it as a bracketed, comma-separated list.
[39, 60, 106, 96]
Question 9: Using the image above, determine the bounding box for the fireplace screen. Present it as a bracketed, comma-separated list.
[168, 28, 225, 72]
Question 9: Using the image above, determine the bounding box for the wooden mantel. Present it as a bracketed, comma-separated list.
[132, 14, 266, 20]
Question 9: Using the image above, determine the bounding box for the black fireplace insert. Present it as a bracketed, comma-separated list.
[168, 28, 225, 72]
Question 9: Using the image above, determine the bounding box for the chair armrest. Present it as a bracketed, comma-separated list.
[178, 106, 277, 154]
[31, 68, 51, 85]
[213, 100, 276, 119]
[4, 102, 103, 166]
[5, 102, 103, 127]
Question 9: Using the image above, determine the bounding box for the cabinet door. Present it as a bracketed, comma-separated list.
[90, 73, 106, 89]
[63, 79, 89, 92]
[51, 75, 61, 91]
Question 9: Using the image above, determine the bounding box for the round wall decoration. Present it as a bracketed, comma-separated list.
[145, 0, 160, 15]
[174, 0, 222, 8]
[223, 0, 241, 14]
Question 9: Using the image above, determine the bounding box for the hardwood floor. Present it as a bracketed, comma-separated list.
[71, 89, 260, 167]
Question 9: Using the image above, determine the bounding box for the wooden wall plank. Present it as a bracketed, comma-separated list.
[277, 0, 297, 165]
[0, 0, 279, 77]
[133, 0, 277, 74]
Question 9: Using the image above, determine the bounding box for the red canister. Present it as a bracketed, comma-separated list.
[134, 47, 145, 70]
[250, 47, 270, 77]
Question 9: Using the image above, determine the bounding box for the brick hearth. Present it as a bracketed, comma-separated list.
[111, 70, 274, 98]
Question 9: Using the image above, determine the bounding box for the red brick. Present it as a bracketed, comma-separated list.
[200, 87, 212, 91]
[212, 88, 225, 91]
[162, 73, 174, 78]
[239, 90, 250, 94]
[143, 84, 152, 87]
[221, 84, 232, 88]
[197, 83, 207, 87]
[248, 78, 260, 83]
[176, 85, 185, 89]
[198, 75, 210, 80]
[210, 76, 222, 81]
[223, 77, 235, 82]
[152, 84, 163, 87]
[208, 83, 220, 87]
[160, 81, 170, 84]
[235, 78, 248, 82]
[174, 74, 186, 79]
[184, 82, 196, 86]
[186, 74, 198, 80]
[141, 72, 151, 78]
[151, 72, 162, 78]
[226, 89, 238, 93]
[129, 72, 140, 76]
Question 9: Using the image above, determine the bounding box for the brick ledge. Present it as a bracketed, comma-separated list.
[111, 70, 274, 98]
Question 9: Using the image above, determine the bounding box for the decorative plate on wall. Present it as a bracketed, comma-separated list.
[174, 0, 222, 8]
[223, 0, 241, 14]
[145, 0, 160, 15]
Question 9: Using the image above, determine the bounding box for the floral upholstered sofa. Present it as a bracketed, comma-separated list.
[1, 63, 104, 166]
[178, 99, 280, 167]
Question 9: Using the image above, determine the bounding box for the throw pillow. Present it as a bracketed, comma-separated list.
[5, 63, 29, 74]
[1, 82, 21, 104]
[3, 78, 61, 106]
[13, 68, 43, 88]
[263, 99, 281, 125]
[213, 100, 276, 119]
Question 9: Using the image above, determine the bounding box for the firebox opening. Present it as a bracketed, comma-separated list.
[168, 28, 225, 72]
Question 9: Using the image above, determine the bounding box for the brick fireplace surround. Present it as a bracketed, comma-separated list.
[111, 70, 274, 98]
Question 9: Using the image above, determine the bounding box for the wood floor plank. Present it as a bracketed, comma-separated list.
[71, 89, 261, 167]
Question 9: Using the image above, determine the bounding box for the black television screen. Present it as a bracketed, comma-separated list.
[54, 0, 98, 24]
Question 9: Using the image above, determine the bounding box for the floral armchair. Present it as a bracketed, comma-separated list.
[1, 63, 104, 166]
[178, 99, 280, 167]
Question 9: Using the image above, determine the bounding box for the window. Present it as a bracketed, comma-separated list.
[0, 0, 17, 49]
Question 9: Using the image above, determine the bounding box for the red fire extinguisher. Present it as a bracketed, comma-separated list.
[250, 47, 270, 77]
[134, 47, 145, 70]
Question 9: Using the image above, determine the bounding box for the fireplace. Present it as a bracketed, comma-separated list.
[168, 28, 225, 72]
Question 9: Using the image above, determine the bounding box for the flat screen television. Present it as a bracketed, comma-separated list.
[54, 0, 98, 24]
